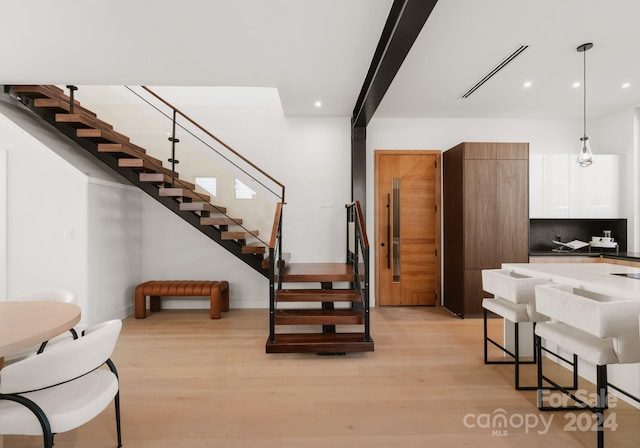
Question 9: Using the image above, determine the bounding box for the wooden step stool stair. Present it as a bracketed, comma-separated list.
[266, 262, 373, 354]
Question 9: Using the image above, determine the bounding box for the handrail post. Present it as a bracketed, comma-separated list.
[66, 85, 78, 113]
[268, 202, 284, 344]
[277, 212, 283, 290]
[268, 246, 276, 343]
[363, 239, 371, 342]
[167, 109, 180, 188]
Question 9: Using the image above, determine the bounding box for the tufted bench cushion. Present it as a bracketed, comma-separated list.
[134, 280, 229, 319]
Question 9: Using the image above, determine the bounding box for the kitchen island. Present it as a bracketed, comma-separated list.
[501, 262, 640, 408]
[503, 262, 640, 301]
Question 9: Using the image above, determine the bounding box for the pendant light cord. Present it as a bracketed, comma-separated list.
[583, 48, 587, 139]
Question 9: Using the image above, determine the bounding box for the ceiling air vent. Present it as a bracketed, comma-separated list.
[461, 45, 529, 98]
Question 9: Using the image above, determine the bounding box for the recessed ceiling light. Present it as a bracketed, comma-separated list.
[622, 82, 631, 89]
[572, 82, 581, 88]
[523, 81, 532, 88]
[314, 100, 322, 108]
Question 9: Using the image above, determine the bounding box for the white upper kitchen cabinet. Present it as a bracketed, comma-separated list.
[530, 154, 621, 218]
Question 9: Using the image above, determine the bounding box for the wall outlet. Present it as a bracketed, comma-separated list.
[64, 228, 73, 240]
[320, 198, 335, 208]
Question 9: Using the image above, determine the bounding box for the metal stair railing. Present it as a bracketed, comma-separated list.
[268, 202, 284, 344]
[346, 201, 371, 342]
[60, 85, 285, 249]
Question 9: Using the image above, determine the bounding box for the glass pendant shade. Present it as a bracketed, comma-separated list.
[576, 43, 594, 167]
[577, 136, 593, 167]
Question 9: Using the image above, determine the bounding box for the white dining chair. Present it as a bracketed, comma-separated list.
[481, 269, 576, 390]
[535, 284, 640, 448]
[0, 319, 123, 448]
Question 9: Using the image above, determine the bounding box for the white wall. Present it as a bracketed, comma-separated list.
[0, 149, 6, 299]
[1, 111, 90, 314]
[1, 99, 143, 325]
[87, 179, 143, 322]
[277, 118, 352, 263]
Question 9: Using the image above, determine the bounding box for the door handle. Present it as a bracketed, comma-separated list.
[386, 193, 391, 269]
[392, 179, 400, 281]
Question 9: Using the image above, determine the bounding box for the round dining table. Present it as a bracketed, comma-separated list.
[0, 301, 81, 368]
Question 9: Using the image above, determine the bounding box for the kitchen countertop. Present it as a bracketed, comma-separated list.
[503, 262, 640, 300]
[602, 252, 640, 261]
[529, 251, 640, 261]
[530, 250, 599, 257]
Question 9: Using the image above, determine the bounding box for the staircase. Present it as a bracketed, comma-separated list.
[266, 202, 374, 353]
[4, 84, 272, 275]
[4, 84, 374, 354]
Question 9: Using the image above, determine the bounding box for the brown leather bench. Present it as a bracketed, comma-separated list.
[135, 280, 229, 319]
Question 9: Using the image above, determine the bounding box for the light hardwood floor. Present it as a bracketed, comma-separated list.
[6, 307, 640, 447]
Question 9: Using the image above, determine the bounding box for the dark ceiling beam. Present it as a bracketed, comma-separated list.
[351, 0, 438, 214]
[352, 0, 439, 128]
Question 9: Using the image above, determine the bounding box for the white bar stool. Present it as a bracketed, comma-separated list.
[481, 269, 569, 390]
[535, 283, 640, 448]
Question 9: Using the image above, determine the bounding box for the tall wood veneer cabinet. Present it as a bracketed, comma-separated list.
[443, 142, 529, 317]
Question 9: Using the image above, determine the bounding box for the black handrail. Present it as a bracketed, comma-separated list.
[346, 201, 371, 342]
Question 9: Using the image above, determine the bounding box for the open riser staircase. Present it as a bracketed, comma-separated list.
[4, 85, 270, 274]
[267, 263, 374, 354]
[3, 84, 373, 354]
[267, 202, 373, 354]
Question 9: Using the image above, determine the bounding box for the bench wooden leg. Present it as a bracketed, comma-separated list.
[209, 281, 229, 319]
[220, 281, 229, 313]
[134, 283, 148, 319]
[149, 296, 161, 312]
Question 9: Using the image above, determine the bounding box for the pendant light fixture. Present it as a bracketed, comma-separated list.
[576, 42, 594, 167]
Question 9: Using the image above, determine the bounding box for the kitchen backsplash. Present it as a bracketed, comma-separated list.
[530, 218, 627, 252]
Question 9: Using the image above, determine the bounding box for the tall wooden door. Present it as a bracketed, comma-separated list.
[375, 151, 441, 306]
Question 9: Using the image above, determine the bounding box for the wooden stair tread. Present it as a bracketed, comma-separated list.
[141, 173, 195, 190]
[275, 309, 363, 325]
[159, 187, 210, 202]
[55, 112, 113, 130]
[276, 289, 361, 302]
[265, 333, 374, 354]
[280, 263, 355, 283]
[99, 142, 146, 156]
[100, 143, 164, 167]
[16, 86, 95, 117]
[222, 230, 258, 240]
[179, 202, 227, 214]
[243, 244, 266, 255]
[11, 85, 64, 99]
[34, 98, 97, 116]
[119, 158, 176, 177]
[77, 127, 130, 144]
[261, 252, 291, 269]
[200, 217, 243, 226]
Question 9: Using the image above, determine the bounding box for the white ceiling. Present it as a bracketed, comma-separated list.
[2, 0, 640, 121]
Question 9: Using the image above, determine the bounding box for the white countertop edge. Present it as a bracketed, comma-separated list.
[501, 262, 640, 301]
